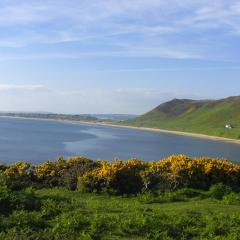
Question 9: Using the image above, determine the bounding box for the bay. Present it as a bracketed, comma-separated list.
[0, 117, 239, 164]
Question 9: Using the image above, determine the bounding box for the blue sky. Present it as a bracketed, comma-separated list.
[0, 0, 240, 114]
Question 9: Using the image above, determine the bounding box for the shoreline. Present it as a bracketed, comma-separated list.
[78, 121, 240, 145]
[1, 115, 240, 145]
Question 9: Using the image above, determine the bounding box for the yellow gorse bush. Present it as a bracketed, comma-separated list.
[1, 161, 31, 190]
[4, 161, 30, 178]
[91, 159, 147, 179]
[34, 156, 94, 178]
[33, 156, 96, 188]
[79, 155, 240, 193]
[0, 155, 239, 193]
[79, 159, 148, 193]
[147, 155, 239, 177]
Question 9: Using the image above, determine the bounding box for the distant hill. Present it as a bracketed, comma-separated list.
[126, 96, 240, 139]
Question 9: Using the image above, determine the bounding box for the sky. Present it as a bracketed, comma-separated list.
[0, 0, 240, 114]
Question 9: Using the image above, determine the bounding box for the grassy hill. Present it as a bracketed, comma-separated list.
[126, 96, 240, 139]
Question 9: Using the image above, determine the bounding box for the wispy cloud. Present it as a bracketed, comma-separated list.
[177, 2, 240, 32]
[0, 1, 239, 61]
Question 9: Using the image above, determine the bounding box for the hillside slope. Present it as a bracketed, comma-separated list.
[126, 96, 240, 139]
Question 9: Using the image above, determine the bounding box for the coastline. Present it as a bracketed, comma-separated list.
[1, 115, 240, 145]
[78, 121, 240, 145]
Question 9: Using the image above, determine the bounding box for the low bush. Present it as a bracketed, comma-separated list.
[0, 186, 40, 215]
[4, 210, 45, 232]
[208, 183, 233, 200]
[79, 159, 148, 194]
[1, 162, 32, 190]
[50, 210, 90, 238]
[33, 156, 99, 189]
[222, 192, 240, 205]
[139, 188, 206, 204]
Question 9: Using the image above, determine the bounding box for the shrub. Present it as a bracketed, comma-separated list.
[51, 210, 90, 237]
[89, 214, 119, 239]
[5, 210, 45, 232]
[0, 164, 7, 172]
[139, 188, 206, 204]
[222, 193, 240, 205]
[0, 186, 40, 215]
[208, 183, 233, 200]
[34, 158, 67, 187]
[157, 188, 206, 203]
[111, 159, 147, 194]
[79, 159, 148, 194]
[78, 155, 240, 194]
[34, 156, 99, 189]
[62, 157, 100, 191]
[141, 155, 240, 192]
[3, 162, 31, 190]
[140, 170, 182, 192]
[40, 198, 64, 219]
[202, 213, 240, 239]
[0, 185, 21, 214]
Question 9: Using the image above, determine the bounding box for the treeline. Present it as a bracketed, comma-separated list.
[1, 155, 240, 194]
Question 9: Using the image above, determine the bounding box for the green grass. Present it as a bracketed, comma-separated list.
[125, 96, 240, 139]
[1, 187, 240, 239]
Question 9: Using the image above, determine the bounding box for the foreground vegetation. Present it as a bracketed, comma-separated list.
[1, 155, 240, 239]
[1, 187, 240, 240]
[126, 96, 240, 139]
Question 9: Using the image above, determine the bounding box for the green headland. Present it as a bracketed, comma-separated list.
[125, 96, 240, 139]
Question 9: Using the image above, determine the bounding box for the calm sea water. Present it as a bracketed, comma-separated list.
[0, 117, 239, 164]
